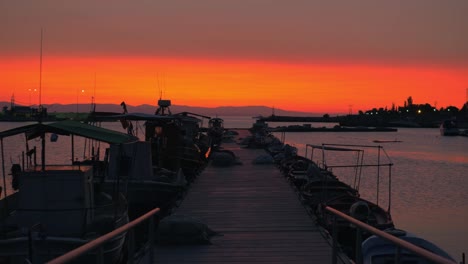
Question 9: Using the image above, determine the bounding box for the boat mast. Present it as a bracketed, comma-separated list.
[38, 28, 46, 170]
[39, 28, 43, 110]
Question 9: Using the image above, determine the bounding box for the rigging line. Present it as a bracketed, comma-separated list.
[388, 165, 392, 213]
[353, 151, 359, 189]
[376, 146, 381, 206]
[1, 139, 7, 200]
[162, 72, 166, 98]
[357, 150, 364, 192]
[156, 72, 161, 100]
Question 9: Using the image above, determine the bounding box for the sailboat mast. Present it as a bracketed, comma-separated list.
[39, 28, 43, 107]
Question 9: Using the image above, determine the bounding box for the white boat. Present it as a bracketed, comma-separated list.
[0, 121, 135, 263]
[362, 228, 455, 264]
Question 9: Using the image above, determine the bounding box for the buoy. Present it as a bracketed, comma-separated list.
[350, 201, 370, 221]
[50, 133, 58, 142]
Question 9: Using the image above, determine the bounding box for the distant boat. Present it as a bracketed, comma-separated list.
[440, 119, 460, 136]
[372, 140, 402, 143]
[207, 117, 225, 148]
[362, 228, 456, 264]
[271, 125, 397, 132]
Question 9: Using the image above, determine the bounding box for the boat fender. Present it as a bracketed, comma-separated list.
[385, 228, 407, 237]
[350, 201, 370, 221]
[50, 133, 58, 142]
[11, 164, 21, 191]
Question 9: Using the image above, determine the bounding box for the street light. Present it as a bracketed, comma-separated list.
[76, 89, 85, 113]
[28, 88, 37, 106]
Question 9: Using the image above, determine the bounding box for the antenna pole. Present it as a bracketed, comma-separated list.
[92, 73, 96, 112]
[39, 28, 43, 107]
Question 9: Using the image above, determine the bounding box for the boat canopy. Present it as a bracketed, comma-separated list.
[306, 144, 363, 152]
[93, 112, 201, 123]
[0, 120, 138, 144]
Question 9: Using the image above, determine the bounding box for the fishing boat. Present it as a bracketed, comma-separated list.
[362, 228, 456, 264]
[304, 143, 395, 259]
[316, 193, 394, 235]
[300, 178, 359, 210]
[90, 100, 212, 217]
[207, 117, 224, 148]
[99, 138, 188, 218]
[0, 121, 135, 264]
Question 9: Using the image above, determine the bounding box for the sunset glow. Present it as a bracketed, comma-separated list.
[1, 56, 467, 114]
[2, 1, 468, 114]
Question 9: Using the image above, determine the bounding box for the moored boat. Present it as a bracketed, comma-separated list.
[362, 228, 456, 264]
[440, 119, 460, 136]
[0, 121, 134, 264]
[90, 100, 212, 218]
[207, 117, 225, 149]
[303, 143, 394, 260]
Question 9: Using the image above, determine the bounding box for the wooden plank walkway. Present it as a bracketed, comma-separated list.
[146, 130, 348, 263]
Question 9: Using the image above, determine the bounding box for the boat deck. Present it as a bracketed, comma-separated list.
[144, 130, 348, 263]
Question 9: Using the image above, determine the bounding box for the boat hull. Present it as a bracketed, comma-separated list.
[0, 233, 126, 264]
[362, 229, 455, 264]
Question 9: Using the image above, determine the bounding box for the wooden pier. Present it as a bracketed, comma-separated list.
[145, 130, 349, 263]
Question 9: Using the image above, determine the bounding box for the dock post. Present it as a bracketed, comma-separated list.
[97, 246, 104, 264]
[355, 228, 362, 263]
[127, 229, 135, 264]
[332, 215, 338, 264]
[148, 215, 155, 263]
[395, 245, 401, 264]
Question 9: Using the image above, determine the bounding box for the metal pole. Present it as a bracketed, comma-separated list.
[127, 229, 135, 264]
[33, 146, 37, 166]
[376, 146, 381, 206]
[47, 208, 161, 264]
[71, 135, 75, 164]
[1, 139, 7, 200]
[39, 29, 43, 107]
[325, 206, 456, 264]
[355, 228, 362, 263]
[41, 134, 45, 171]
[395, 245, 401, 264]
[332, 215, 337, 264]
[97, 246, 104, 264]
[388, 166, 392, 213]
[28, 229, 34, 263]
[148, 215, 155, 263]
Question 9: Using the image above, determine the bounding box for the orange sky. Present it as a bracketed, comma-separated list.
[2, 1, 468, 114]
[1, 56, 467, 114]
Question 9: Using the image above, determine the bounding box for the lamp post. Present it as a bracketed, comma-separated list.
[76, 89, 85, 114]
[28, 88, 37, 106]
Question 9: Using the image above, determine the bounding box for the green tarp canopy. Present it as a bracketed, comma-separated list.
[0, 120, 138, 144]
[306, 144, 363, 152]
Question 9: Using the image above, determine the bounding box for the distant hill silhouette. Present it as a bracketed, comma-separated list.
[0, 102, 321, 117]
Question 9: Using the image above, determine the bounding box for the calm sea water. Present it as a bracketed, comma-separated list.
[1, 117, 467, 259]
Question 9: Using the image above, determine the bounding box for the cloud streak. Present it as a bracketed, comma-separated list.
[2, 0, 468, 66]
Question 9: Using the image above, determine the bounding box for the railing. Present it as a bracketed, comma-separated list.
[46, 207, 161, 264]
[325, 206, 456, 264]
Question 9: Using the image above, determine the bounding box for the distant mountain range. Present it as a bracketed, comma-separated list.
[1, 102, 322, 117]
